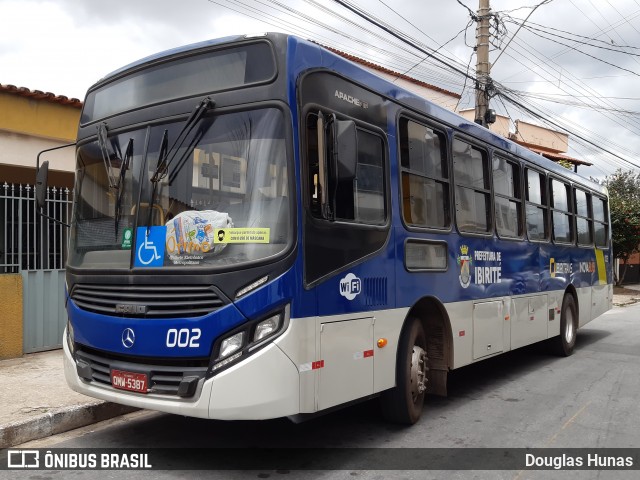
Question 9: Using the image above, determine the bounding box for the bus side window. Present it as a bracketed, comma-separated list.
[492, 155, 522, 238]
[593, 196, 609, 248]
[349, 129, 385, 224]
[453, 139, 491, 234]
[305, 113, 322, 218]
[398, 118, 450, 229]
[550, 179, 573, 244]
[525, 169, 549, 241]
[575, 188, 593, 246]
[306, 111, 386, 225]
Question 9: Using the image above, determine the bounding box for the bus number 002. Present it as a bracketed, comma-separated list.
[166, 328, 201, 348]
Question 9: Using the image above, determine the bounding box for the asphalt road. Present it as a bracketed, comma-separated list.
[4, 303, 640, 480]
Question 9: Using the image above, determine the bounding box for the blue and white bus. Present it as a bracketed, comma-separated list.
[43, 33, 612, 424]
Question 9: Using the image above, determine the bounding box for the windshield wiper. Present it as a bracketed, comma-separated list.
[97, 122, 120, 189]
[150, 96, 214, 183]
[114, 138, 134, 238]
[146, 97, 214, 232]
[146, 130, 168, 230]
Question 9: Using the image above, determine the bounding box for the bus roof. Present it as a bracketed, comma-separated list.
[91, 32, 606, 196]
[287, 35, 606, 196]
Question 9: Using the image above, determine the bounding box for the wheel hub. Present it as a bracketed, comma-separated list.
[565, 308, 575, 344]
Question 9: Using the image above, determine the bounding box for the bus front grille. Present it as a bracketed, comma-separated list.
[75, 347, 208, 398]
[70, 284, 227, 318]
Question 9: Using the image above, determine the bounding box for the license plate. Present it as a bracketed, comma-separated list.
[111, 369, 148, 394]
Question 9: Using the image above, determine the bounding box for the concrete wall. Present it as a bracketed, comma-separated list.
[515, 119, 569, 153]
[0, 130, 75, 172]
[458, 109, 511, 138]
[0, 92, 79, 142]
[0, 91, 79, 179]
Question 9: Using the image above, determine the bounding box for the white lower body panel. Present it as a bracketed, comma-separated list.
[63, 328, 300, 420]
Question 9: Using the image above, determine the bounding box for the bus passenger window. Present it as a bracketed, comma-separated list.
[398, 118, 449, 229]
[493, 156, 522, 238]
[351, 130, 385, 224]
[525, 169, 548, 241]
[453, 139, 490, 234]
[593, 196, 609, 247]
[551, 179, 573, 244]
[575, 188, 593, 245]
[305, 112, 386, 225]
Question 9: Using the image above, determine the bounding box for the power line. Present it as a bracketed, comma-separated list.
[514, 24, 640, 77]
[207, 0, 639, 172]
[496, 88, 640, 170]
[495, 33, 640, 136]
[330, 0, 477, 81]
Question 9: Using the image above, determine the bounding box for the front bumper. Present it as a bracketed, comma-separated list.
[63, 327, 300, 420]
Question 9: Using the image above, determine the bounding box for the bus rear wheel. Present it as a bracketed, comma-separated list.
[380, 317, 428, 424]
[550, 294, 578, 356]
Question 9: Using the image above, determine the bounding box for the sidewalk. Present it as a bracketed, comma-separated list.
[613, 283, 640, 306]
[0, 349, 137, 449]
[1, 286, 639, 449]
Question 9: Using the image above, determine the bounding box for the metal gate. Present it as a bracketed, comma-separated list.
[1, 182, 72, 353]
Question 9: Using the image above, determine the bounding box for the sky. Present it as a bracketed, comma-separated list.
[2, 0, 640, 179]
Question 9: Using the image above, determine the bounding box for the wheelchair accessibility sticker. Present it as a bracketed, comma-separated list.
[134, 227, 166, 267]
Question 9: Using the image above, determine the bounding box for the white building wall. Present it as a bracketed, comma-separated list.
[0, 130, 75, 173]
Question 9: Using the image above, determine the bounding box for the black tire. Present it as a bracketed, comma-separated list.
[550, 294, 578, 356]
[380, 317, 428, 424]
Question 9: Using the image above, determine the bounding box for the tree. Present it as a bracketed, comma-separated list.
[598, 170, 640, 285]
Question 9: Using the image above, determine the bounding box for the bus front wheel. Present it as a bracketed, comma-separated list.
[550, 294, 578, 356]
[380, 317, 428, 425]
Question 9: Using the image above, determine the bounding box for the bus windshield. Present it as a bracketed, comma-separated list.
[69, 107, 292, 270]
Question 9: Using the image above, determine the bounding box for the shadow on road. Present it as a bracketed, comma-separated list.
[56, 332, 610, 451]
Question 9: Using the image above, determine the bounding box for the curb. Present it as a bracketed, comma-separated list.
[0, 402, 138, 449]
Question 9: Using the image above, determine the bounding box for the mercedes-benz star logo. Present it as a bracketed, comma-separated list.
[122, 328, 135, 349]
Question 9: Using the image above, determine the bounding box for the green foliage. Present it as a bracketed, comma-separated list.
[556, 159, 574, 170]
[598, 169, 640, 284]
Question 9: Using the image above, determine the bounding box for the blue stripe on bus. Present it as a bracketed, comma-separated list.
[68, 300, 247, 358]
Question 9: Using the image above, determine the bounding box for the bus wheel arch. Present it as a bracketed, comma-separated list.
[550, 288, 579, 356]
[564, 284, 579, 322]
[380, 296, 452, 424]
[407, 296, 452, 398]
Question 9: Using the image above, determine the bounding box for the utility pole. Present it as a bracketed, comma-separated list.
[474, 0, 491, 126]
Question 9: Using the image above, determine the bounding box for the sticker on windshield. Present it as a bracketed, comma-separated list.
[165, 210, 233, 264]
[121, 228, 133, 249]
[214, 228, 270, 244]
[134, 227, 166, 267]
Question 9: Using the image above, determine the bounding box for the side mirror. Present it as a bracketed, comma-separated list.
[35, 160, 49, 209]
[332, 119, 357, 183]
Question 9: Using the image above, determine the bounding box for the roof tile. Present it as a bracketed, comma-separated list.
[0, 83, 82, 108]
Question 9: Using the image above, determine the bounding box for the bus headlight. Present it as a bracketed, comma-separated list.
[66, 320, 75, 355]
[218, 332, 245, 360]
[210, 305, 289, 375]
[253, 313, 282, 342]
